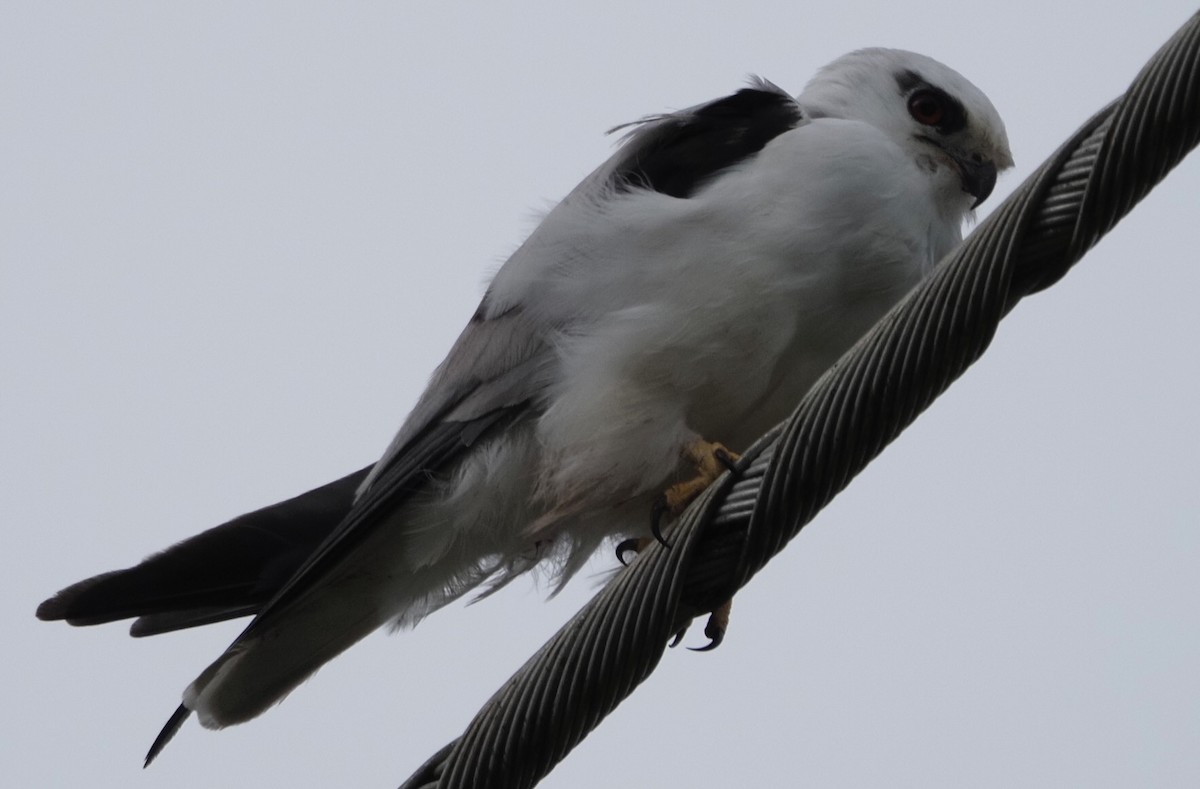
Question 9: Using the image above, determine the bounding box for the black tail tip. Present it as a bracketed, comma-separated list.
[145, 704, 192, 767]
[35, 596, 65, 621]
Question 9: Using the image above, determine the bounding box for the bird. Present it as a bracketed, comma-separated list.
[37, 48, 1012, 763]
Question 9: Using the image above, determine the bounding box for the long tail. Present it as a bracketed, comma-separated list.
[36, 466, 370, 636]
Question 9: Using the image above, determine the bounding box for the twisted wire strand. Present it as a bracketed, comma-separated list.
[400, 12, 1200, 789]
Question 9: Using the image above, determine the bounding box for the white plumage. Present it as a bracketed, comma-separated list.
[39, 48, 1012, 750]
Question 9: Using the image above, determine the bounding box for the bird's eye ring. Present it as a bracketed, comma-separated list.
[908, 91, 945, 127]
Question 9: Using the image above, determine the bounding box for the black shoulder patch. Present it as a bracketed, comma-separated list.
[612, 87, 803, 199]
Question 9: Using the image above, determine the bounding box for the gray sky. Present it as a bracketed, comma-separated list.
[4, 3, 1198, 787]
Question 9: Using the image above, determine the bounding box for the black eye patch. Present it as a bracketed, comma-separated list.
[895, 69, 968, 135]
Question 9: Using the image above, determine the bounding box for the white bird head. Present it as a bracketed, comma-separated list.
[799, 48, 1014, 212]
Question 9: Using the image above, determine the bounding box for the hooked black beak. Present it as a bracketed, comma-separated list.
[956, 155, 997, 209]
[916, 135, 999, 210]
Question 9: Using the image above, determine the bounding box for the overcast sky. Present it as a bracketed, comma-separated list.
[4, 3, 1198, 788]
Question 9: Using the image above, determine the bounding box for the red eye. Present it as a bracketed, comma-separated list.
[908, 91, 945, 126]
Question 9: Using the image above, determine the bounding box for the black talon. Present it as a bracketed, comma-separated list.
[615, 537, 640, 566]
[649, 498, 672, 547]
[668, 627, 687, 648]
[688, 622, 725, 652]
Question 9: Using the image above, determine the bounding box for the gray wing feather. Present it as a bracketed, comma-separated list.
[358, 305, 555, 495]
[246, 305, 557, 633]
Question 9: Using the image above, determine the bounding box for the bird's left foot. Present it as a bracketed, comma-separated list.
[650, 439, 741, 545]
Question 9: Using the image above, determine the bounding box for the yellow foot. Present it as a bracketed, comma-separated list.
[651, 439, 741, 545]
